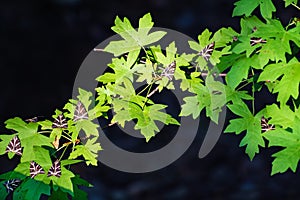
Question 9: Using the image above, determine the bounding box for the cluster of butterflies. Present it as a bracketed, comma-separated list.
[3, 158, 61, 193]
[52, 100, 89, 129]
[2, 101, 88, 193]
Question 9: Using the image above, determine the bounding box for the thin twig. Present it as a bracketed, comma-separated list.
[292, 3, 300, 10]
[201, 72, 227, 77]
[147, 86, 159, 98]
[93, 48, 105, 52]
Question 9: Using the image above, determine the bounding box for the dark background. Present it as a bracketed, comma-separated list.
[0, 0, 300, 199]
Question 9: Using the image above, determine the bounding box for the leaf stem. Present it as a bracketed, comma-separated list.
[38, 130, 52, 134]
[292, 3, 300, 11]
[236, 80, 251, 91]
[142, 83, 154, 109]
[59, 145, 69, 161]
[61, 134, 72, 141]
[251, 68, 255, 115]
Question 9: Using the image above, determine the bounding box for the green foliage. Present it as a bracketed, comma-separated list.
[1, 0, 300, 198]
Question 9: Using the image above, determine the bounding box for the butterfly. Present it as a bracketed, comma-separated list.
[52, 114, 68, 129]
[250, 37, 266, 46]
[198, 42, 215, 61]
[30, 161, 45, 178]
[160, 61, 176, 80]
[25, 117, 39, 123]
[47, 160, 61, 177]
[73, 101, 88, 122]
[5, 136, 22, 156]
[261, 117, 274, 132]
[3, 179, 22, 193]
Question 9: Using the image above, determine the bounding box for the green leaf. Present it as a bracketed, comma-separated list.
[253, 19, 300, 62]
[13, 178, 51, 200]
[284, 0, 298, 7]
[225, 85, 253, 104]
[104, 13, 166, 56]
[5, 117, 36, 135]
[225, 55, 260, 89]
[69, 137, 102, 166]
[180, 75, 226, 123]
[263, 117, 300, 175]
[49, 188, 69, 200]
[51, 167, 75, 196]
[224, 102, 265, 160]
[72, 175, 92, 200]
[264, 104, 295, 129]
[258, 58, 300, 105]
[233, 0, 276, 19]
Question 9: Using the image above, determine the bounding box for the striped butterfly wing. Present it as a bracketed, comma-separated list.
[30, 161, 45, 178]
[198, 42, 215, 61]
[161, 61, 176, 80]
[73, 101, 88, 122]
[47, 160, 61, 177]
[250, 37, 267, 46]
[25, 117, 39, 123]
[5, 136, 22, 156]
[52, 114, 68, 129]
[3, 179, 22, 193]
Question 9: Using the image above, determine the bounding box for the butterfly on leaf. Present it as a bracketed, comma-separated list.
[198, 42, 215, 61]
[261, 117, 274, 132]
[3, 179, 21, 193]
[73, 101, 88, 122]
[52, 114, 68, 129]
[5, 136, 22, 156]
[160, 61, 176, 80]
[154, 61, 176, 81]
[30, 161, 45, 178]
[47, 160, 61, 178]
[250, 37, 266, 46]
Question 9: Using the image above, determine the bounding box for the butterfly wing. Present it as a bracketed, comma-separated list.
[73, 101, 88, 122]
[198, 42, 215, 61]
[52, 114, 68, 129]
[5, 136, 22, 156]
[30, 161, 45, 178]
[47, 160, 61, 177]
[3, 179, 22, 193]
[161, 61, 176, 80]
